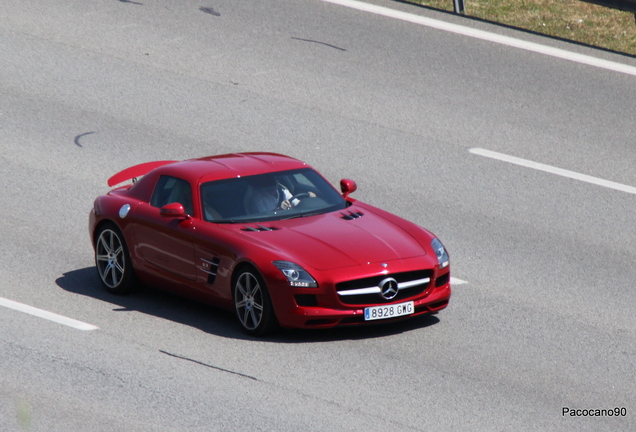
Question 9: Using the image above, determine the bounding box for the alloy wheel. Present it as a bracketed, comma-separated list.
[96, 228, 126, 289]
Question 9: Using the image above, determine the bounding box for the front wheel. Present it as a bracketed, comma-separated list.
[233, 268, 277, 336]
[95, 224, 136, 294]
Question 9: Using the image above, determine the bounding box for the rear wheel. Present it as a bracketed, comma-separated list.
[233, 267, 277, 336]
[95, 224, 136, 294]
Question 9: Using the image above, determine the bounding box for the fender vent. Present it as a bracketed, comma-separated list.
[241, 224, 279, 232]
[200, 257, 220, 285]
[340, 210, 364, 220]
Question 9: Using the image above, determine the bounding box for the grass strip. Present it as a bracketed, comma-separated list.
[406, 0, 636, 56]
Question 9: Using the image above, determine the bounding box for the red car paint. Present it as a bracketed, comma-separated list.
[89, 153, 451, 334]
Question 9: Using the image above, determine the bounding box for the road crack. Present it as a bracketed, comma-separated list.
[159, 350, 259, 381]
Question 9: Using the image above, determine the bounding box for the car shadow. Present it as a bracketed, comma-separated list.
[56, 267, 441, 343]
[269, 313, 440, 343]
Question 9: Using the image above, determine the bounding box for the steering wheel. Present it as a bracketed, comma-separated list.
[278, 192, 315, 210]
[290, 192, 311, 202]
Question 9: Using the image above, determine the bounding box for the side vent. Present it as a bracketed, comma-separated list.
[200, 257, 220, 285]
[340, 210, 364, 220]
[241, 224, 279, 232]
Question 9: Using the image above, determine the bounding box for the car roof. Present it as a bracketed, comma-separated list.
[155, 152, 310, 184]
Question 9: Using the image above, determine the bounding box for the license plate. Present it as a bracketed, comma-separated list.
[364, 301, 414, 321]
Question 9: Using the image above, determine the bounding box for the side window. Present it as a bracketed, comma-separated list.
[151, 176, 193, 215]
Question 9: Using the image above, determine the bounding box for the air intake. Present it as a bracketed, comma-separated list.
[340, 210, 364, 220]
[241, 225, 279, 232]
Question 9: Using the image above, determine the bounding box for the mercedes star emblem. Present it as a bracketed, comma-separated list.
[379, 277, 399, 300]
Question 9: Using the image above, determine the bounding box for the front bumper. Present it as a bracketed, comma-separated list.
[274, 274, 451, 329]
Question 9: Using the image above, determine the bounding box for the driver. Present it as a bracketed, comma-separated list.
[247, 177, 316, 213]
[247, 176, 293, 213]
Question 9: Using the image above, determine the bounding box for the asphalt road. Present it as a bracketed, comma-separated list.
[1, 0, 635, 431]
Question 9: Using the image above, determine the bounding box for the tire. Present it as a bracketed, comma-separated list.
[94, 223, 136, 294]
[233, 267, 277, 336]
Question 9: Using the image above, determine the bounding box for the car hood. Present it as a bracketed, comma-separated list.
[231, 208, 428, 270]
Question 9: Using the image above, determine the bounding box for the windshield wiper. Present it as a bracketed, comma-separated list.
[280, 210, 325, 220]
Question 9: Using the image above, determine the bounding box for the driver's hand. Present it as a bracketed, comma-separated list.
[280, 200, 292, 210]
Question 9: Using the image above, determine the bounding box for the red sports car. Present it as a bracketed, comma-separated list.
[89, 153, 451, 335]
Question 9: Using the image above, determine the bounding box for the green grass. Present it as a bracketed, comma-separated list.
[406, 0, 636, 56]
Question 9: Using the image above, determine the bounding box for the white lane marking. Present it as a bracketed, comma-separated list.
[320, 0, 636, 77]
[470, 148, 636, 195]
[451, 277, 468, 285]
[0, 297, 99, 331]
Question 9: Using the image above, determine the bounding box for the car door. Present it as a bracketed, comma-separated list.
[132, 175, 197, 281]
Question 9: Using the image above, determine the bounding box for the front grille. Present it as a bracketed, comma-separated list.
[336, 270, 433, 305]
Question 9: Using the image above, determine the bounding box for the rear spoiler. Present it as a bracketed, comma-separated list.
[107, 161, 177, 187]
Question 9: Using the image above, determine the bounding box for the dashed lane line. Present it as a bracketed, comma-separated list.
[0, 296, 99, 331]
[470, 148, 636, 195]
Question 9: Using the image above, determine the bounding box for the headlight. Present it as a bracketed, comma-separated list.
[431, 238, 449, 269]
[272, 261, 318, 288]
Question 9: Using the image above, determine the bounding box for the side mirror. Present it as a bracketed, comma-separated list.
[160, 202, 187, 218]
[340, 179, 357, 199]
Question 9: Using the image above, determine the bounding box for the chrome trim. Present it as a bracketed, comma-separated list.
[398, 277, 431, 289]
[338, 287, 381, 296]
[337, 277, 430, 297]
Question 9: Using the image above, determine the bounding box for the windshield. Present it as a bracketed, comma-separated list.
[200, 168, 347, 223]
